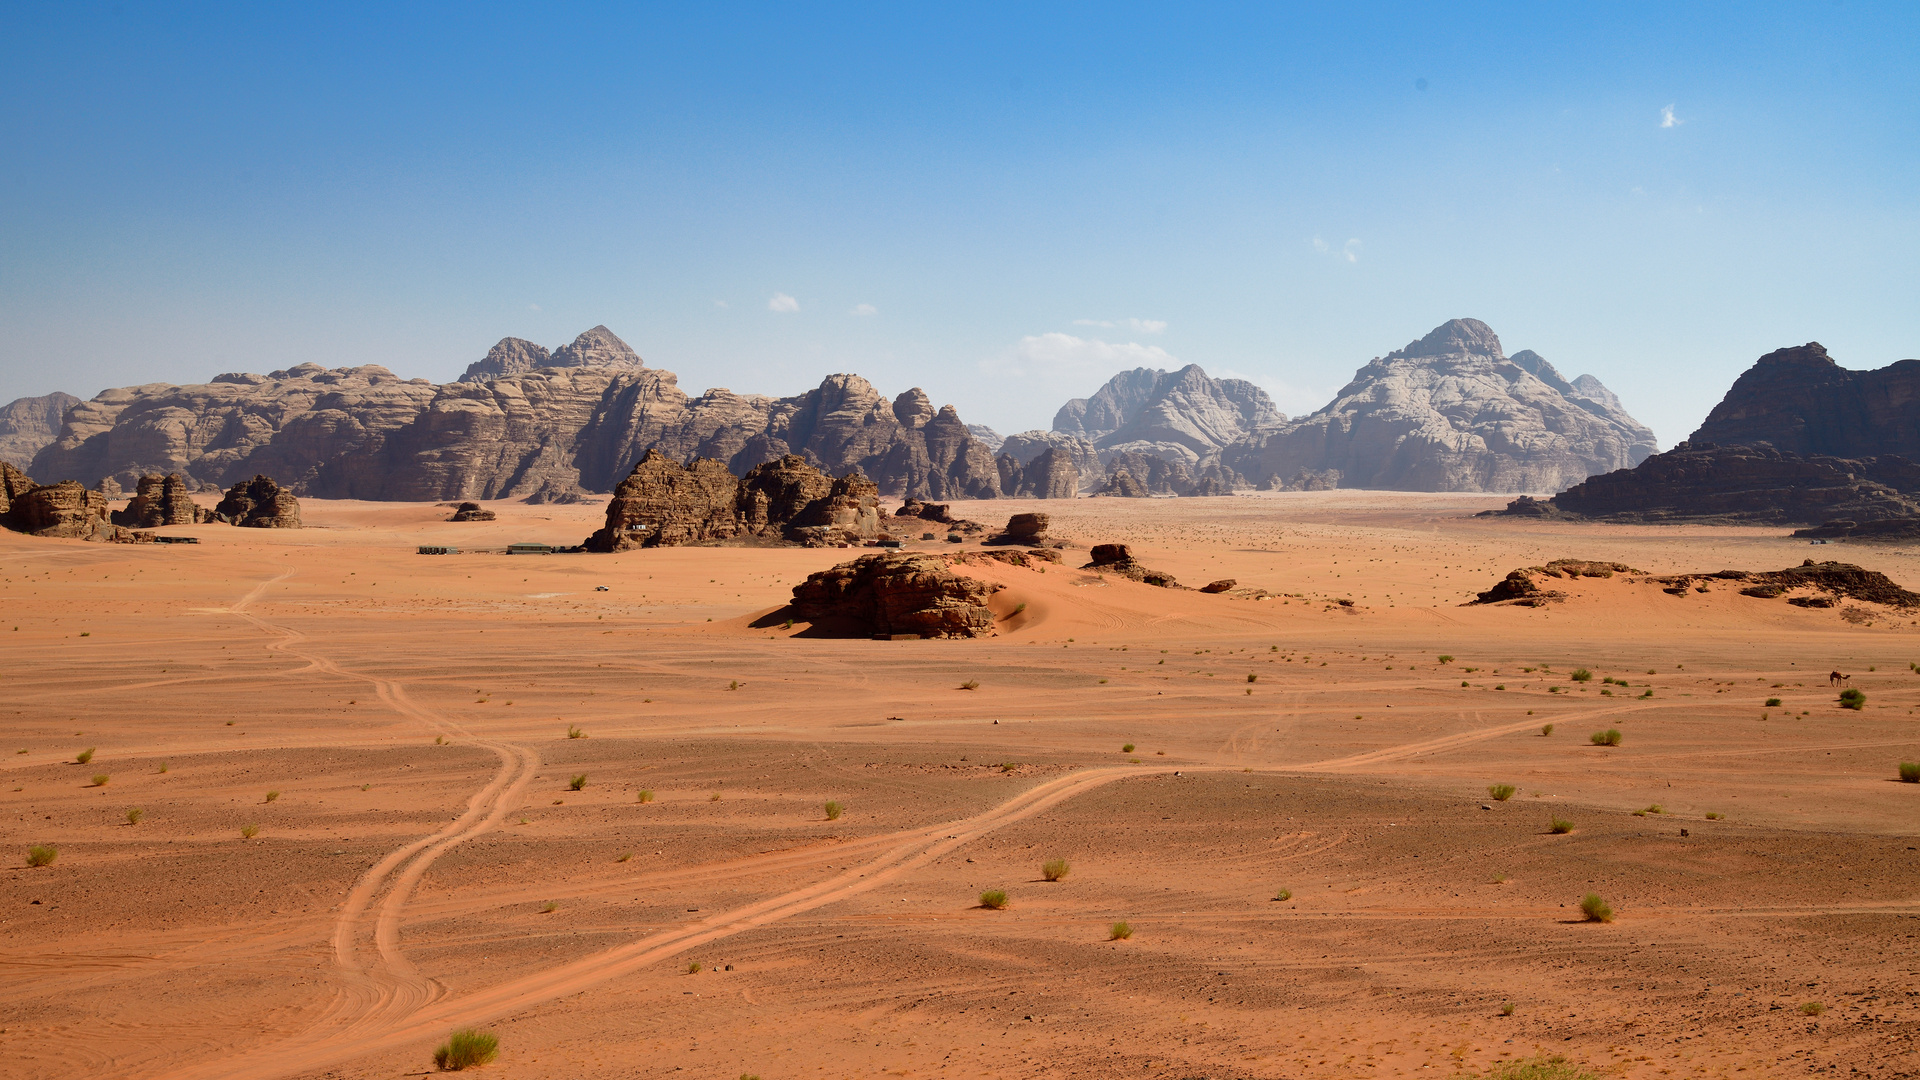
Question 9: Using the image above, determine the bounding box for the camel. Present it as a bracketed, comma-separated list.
[1830, 671, 1850, 686]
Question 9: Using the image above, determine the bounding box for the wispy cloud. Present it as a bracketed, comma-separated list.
[712, 299, 729, 308]
[983, 332, 1179, 379]
[1312, 237, 1362, 263]
[1071, 317, 1167, 334]
[527, 303, 541, 312]
[1660, 104, 1682, 128]
[850, 303, 878, 316]
[767, 292, 800, 313]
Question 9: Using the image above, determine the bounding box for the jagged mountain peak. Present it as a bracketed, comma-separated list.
[1388, 318, 1504, 361]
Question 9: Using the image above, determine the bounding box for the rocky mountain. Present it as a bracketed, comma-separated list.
[0, 392, 81, 464]
[1688, 342, 1920, 459]
[29, 325, 1008, 503]
[1217, 319, 1656, 493]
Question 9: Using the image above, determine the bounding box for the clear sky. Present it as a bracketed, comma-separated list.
[2, 3, 1916, 447]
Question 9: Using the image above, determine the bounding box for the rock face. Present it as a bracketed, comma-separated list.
[0, 460, 35, 517]
[1537, 444, 1920, 525]
[0, 392, 80, 465]
[967, 425, 1004, 451]
[1218, 320, 1656, 492]
[34, 329, 1004, 503]
[995, 445, 1079, 499]
[1, 479, 112, 538]
[789, 553, 1002, 638]
[1093, 450, 1236, 497]
[1688, 343, 1920, 459]
[585, 450, 877, 551]
[997, 431, 1102, 488]
[214, 475, 302, 528]
[112, 474, 213, 527]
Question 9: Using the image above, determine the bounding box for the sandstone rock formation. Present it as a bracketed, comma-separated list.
[1688, 343, 1920, 459]
[997, 431, 1101, 488]
[967, 425, 1004, 451]
[1218, 320, 1656, 492]
[1054, 365, 1285, 469]
[1000, 512, 1049, 545]
[214, 475, 302, 528]
[112, 474, 213, 528]
[788, 553, 1002, 638]
[1469, 560, 1639, 606]
[585, 451, 878, 551]
[0, 460, 35, 517]
[1536, 444, 1920, 525]
[0, 392, 80, 465]
[1, 479, 112, 538]
[448, 502, 496, 522]
[1092, 450, 1237, 497]
[995, 445, 1079, 499]
[1081, 543, 1181, 587]
[1470, 559, 1920, 609]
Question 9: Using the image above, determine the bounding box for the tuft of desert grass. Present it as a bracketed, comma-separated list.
[959, 679, 979, 690]
[569, 774, 586, 791]
[540, 900, 557, 913]
[240, 823, 259, 839]
[824, 800, 843, 821]
[687, 961, 703, 974]
[125, 807, 143, 825]
[91, 774, 109, 787]
[1799, 1001, 1825, 1016]
[1121, 743, 1135, 753]
[1437, 655, 1454, 664]
[1488, 783, 1516, 802]
[1570, 668, 1593, 682]
[26, 844, 57, 867]
[1579, 893, 1614, 922]
[1041, 857, 1070, 881]
[566, 724, 585, 739]
[1590, 728, 1622, 746]
[265, 790, 279, 802]
[1539, 723, 1554, 736]
[1765, 697, 1782, 707]
[1705, 811, 1723, 820]
[1273, 888, 1292, 901]
[637, 789, 655, 803]
[158, 761, 169, 773]
[434, 735, 446, 745]
[1108, 920, 1133, 940]
[1549, 817, 1574, 834]
[727, 680, 740, 691]
[709, 791, 722, 801]
[1488, 1055, 1599, 1080]
[76, 747, 95, 765]
[978, 889, 1009, 910]
[432, 1028, 498, 1071]
[1500, 1001, 1516, 1016]
[1898, 761, 1920, 783]
[617, 851, 633, 862]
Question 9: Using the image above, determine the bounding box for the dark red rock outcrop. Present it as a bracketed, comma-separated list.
[1081, 543, 1182, 588]
[112, 474, 213, 528]
[448, 502, 497, 522]
[1469, 559, 1919, 609]
[2, 479, 113, 538]
[1469, 560, 1639, 606]
[1689, 343, 1920, 460]
[214, 475, 302, 528]
[789, 553, 1003, 638]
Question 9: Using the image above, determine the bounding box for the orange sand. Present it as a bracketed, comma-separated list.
[2, 491, 1916, 1079]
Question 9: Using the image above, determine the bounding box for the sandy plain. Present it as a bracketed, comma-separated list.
[2, 491, 1917, 1080]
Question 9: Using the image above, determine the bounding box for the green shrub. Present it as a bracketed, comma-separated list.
[1042, 858, 1070, 881]
[1438, 655, 1454, 664]
[1839, 688, 1865, 710]
[979, 889, 1009, 910]
[1549, 818, 1574, 834]
[1108, 920, 1133, 940]
[1246, 673, 1257, 683]
[432, 1028, 499, 1071]
[25, 844, 56, 867]
[264, 790, 279, 802]
[727, 680, 740, 691]
[824, 800, 843, 821]
[1895, 761, 1920, 782]
[1500, 1001, 1516, 1016]
[637, 789, 655, 803]
[1488, 1055, 1601, 1080]
[1121, 743, 1135, 753]
[687, 961, 702, 974]
[240, 823, 259, 839]
[541, 900, 557, 913]
[1488, 784, 1516, 802]
[1273, 888, 1292, 901]
[125, 807, 143, 825]
[1570, 668, 1593, 682]
[569, 774, 587, 791]
[1540, 723, 1554, 736]
[1590, 728, 1622, 746]
[1579, 893, 1614, 922]
[76, 747, 94, 765]
[566, 725, 585, 739]
[1799, 1001, 1824, 1016]
[91, 774, 109, 787]
[1705, 811, 1723, 820]
[1765, 697, 1782, 707]
[617, 851, 633, 862]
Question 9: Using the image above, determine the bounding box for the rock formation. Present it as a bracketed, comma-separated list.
[1092, 450, 1237, 497]
[1688, 343, 1920, 460]
[967, 425, 1004, 451]
[997, 431, 1101, 488]
[1528, 444, 1920, 525]
[1081, 543, 1181, 587]
[448, 502, 496, 521]
[1054, 365, 1285, 469]
[1000, 513, 1049, 546]
[1, 479, 112, 538]
[0, 460, 35, 517]
[1218, 319, 1656, 492]
[585, 450, 878, 551]
[995, 445, 1079, 499]
[0, 392, 80, 465]
[214, 475, 302, 528]
[788, 553, 1002, 638]
[1469, 560, 1640, 606]
[459, 326, 644, 382]
[1469, 559, 1920, 610]
[112, 474, 213, 528]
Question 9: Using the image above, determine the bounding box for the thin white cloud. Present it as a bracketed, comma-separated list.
[713, 299, 729, 308]
[1660, 104, 1682, 128]
[767, 293, 800, 313]
[1071, 317, 1166, 334]
[527, 303, 541, 312]
[983, 332, 1179, 379]
[1311, 237, 1362, 263]
[851, 303, 878, 316]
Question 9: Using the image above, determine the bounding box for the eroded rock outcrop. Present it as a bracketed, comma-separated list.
[1468, 559, 1920, 609]
[214, 475, 302, 528]
[585, 451, 878, 551]
[789, 553, 1002, 638]
[1081, 543, 1181, 587]
[112, 474, 213, 527]
[448, 502, 496, 522]
[0, 460, 35, 517]
[1689, 343, 1920, 459]
[1, 479, 112, 538]
[995, 445, 1079, 499]
[1056, 365, 1285, 469]
[0, 392, 80, 465]
[1470, 559, 1639, 606]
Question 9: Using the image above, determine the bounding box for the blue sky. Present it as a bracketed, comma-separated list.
[2, 3, 1916, 446]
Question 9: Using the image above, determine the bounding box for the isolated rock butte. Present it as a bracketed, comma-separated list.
[789, 553, 1002, 638]
[0, 392, 81, 465]
[1218, 319, 1656, 493]
[585, 450, 877, 551]
[214, 475, 302, 528]
[447, 502, 496, 522]
[112, 474, 213, 528]
[1, 479, 112, 538]
[1081, 543, 1182, 588]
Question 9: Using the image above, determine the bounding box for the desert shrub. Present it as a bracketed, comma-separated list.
[1500, 1001, 1516, 1016]
[727, 680, 740, 691]
[959, 679, 980, 690]
[566, 725, 585, 739]
[824, 800, 843, 821]
[1590, 729, 1622, 746]
[1273, 888, 1292, 901]
[1246, 673, 1257, 684]
[26, 844, 56, 867]
[240, 823, 259, 839]
[1488, 784, 1517, 801]
[76, 748, 94, 764]
[541, 900, 557, 913]
[1642, 804, 1663, 814]
[1549, 818, 1574, 834]
[91, 774, 109, 787]
[1839, 688, 1865, 710]
[979, 889, 1009, 909]
[434, 734, 446, 745]
[1570, 668, 1593, 682]
[1705, 811, 1723, 820]
[1579, 893, 1614, 922]
[709, 791, 722, 801]
[1042, 858, 1070, 881]
[637, 789, 655, 803]
[432, 1028, 499, 1071]
[158, 761, 168, 773]
[1899, 761, 1920, 783]
[1109, 921, 1133, 940]
[617, 851, 633, 862]
[1765, 697, 1782, 707]
[1438, 655, 1454, 664]
[1121, 743, 1135, 753]
[1799, 1001, 1824, 1016]
[1488, 1055, 1600, 1080]
[687, 961, 702, 973]
[1540, 723, 1554, 736]
[125, 807, 143, 825]
[265, 790, 279, 802]
[569, 774, 587, 791]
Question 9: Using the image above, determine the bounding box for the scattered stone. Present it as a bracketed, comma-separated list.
[789, 553, 1003, 638]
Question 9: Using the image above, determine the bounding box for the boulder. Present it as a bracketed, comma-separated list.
[1003, 512, 1048, 544]
[789, 552, 1003, 638]
[1081, 543, 1182, 588]
[214, 475, 302, 528]
[448, 502, 497, 522]
[112, 474, 213, 528]
[1200, 579, 1236, 594]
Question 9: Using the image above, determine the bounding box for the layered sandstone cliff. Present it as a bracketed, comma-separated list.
[585, 450, 878, 551]
[0, 392, 81, 465]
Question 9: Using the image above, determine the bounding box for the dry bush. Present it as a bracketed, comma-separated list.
[1488, 784, 1516, 801]
[1108, 921, 1132, 940]
[824, 800, 843, 821]
[1590, 728, 1622, 746]
[569, 774, 587, 791]
[26, 844, 57, 867]
[1041, 858, 1070, 881]
[1899, 761, 1920, 783]
[978, 889, 1008, 910]
[125, 807, 143, 825]
[76, 748, 95, 764]
[432, 1028, 498, 1071]
[566, 725, 585, 739]
[1579, 893, 1614, 922]
[637, 789, 655, 803]
[240, 823, 259, 839]
[1549, 818, 1574, 834]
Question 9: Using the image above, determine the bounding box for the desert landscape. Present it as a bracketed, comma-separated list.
[4, 492, 1917, 1080]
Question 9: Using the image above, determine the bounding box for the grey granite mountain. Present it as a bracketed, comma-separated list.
[966, 424, 1004, 451]
[0, 392, 81, 465]
[1217, 319, 1656, 493]
[1053, 365, 1286, 468]
[29, 326, 1004, 502]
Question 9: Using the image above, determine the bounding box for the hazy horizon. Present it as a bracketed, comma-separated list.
[4, 4, 1917, 448]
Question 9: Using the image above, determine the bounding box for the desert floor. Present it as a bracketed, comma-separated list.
[2, 491, 1917, 1080]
